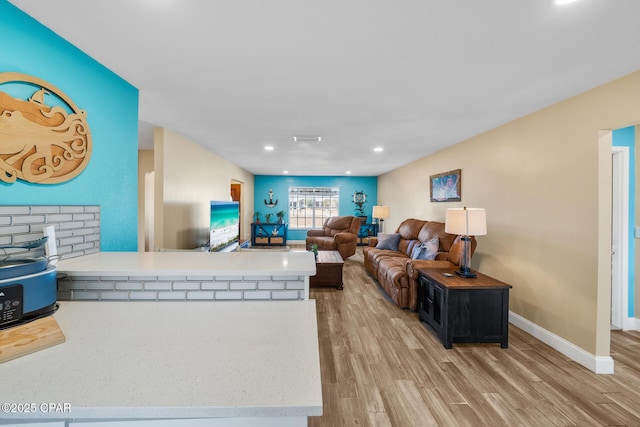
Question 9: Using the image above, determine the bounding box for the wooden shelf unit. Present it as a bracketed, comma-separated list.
[251, 223, 287, 246]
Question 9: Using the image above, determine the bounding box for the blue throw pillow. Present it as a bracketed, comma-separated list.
[411, 237, 439, 260]
[410, 243, 423, 259]
[375, 233, 401, 251]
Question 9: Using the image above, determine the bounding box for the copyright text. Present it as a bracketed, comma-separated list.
[1, 402, 71, 413]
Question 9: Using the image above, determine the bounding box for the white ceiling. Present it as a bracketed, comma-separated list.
[10, 0, 640, 176]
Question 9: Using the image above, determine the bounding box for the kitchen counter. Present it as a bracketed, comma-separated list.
[57, 251, 316, 277]
[56, 251, 317, 301]
[0, 300, 322, 424]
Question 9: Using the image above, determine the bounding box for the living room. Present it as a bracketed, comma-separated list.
[2, 0, 640, 425]
[139, 116, 639, 376]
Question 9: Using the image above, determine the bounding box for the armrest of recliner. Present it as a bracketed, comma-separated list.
[306, 229, 325, 237]
[334, 232, 356, 243]
[334, 232, 357, 259]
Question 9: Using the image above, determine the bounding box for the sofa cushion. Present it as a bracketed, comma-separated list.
[366, 248, 409, 274]
[411, 236, 439, 260]
[376, 233, 401, 251]
[397, 219, 427, 240]
[418, 221, 455, 252]
[395, 219, 426, 256]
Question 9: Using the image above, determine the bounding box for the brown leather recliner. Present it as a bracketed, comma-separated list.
[305, 216, 360, 259]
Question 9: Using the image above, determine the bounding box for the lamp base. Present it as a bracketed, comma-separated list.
[455, 269, 477, 278]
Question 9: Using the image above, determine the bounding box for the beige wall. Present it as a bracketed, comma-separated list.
[379, 71, 640, 355]
[152, 127, 254, 250]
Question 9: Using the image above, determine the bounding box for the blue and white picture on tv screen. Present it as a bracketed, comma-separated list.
[210, 201, 240, 252]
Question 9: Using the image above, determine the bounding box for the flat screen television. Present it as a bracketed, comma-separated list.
[209, 200, 240, 252]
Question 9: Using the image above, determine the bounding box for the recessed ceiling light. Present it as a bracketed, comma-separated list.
[374, 147, 384, 153]
[293, 136, 322, 143]
[264, 145, 274, 151]
[346, 171, 352, 175]
[282, 170, 289, 174]
[555, 0, 579, 5]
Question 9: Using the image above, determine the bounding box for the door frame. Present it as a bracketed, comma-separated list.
[230, 180, 244, 243]
[611, 146, 630, 330]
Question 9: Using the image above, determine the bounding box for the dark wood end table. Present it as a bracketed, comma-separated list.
[417, 268, 512, 349]
[310, 250, 344, 290]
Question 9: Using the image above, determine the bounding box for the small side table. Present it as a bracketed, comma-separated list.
[417, 268, 511, 349]
[310, 251, 344, 290]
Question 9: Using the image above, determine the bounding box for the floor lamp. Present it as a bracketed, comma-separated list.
[372, 205, 390, 234]
[445, 207, 486, 278]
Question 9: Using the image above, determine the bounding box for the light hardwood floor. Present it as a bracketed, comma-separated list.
[308, 248, 640, 427]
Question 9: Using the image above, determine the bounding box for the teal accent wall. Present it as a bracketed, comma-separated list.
[613, 126, 636, 317]
[255, 176, 378, 241]
[0, 1, 139, 251]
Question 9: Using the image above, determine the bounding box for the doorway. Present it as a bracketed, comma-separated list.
[611, 146, 629, 330]
[230, 181, 243, 243]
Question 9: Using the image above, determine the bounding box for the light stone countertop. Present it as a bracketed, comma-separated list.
[57, 251, 317, 277]
[0, 300, 323, 421]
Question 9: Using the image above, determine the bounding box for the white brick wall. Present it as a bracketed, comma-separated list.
[1, 205, 308, 303]
[57, 274, 306, 301]
[0, 205, 100, 259]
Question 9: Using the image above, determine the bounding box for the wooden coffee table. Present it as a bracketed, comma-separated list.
[310, 250, 344, 290]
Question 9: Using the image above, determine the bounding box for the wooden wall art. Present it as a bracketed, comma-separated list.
[0, 72, 91, 184]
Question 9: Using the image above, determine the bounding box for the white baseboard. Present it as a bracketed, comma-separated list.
[509, 311, 614, 375]
[623, 316, 640, 331]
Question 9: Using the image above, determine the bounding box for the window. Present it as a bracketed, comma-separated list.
[289, 187, 339, 229]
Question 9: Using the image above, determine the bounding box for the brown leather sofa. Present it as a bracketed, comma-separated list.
[306, 215, 360, 259]
[363, 218, 476, 310]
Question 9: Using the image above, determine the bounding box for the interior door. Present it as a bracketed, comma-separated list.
[610, 149, 626, 330]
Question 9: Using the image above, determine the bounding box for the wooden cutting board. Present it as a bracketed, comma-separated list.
[0, 316, 65, 363]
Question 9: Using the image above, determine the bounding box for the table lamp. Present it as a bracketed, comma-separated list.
[372, 205, 390, 233]
[445, 207, 486, 278]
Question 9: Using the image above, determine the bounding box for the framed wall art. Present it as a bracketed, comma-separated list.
[430, 169, 461, 202]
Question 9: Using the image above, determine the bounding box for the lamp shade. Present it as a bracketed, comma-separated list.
[372, 205, 390, 220]
[445, 208, 487, 236]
